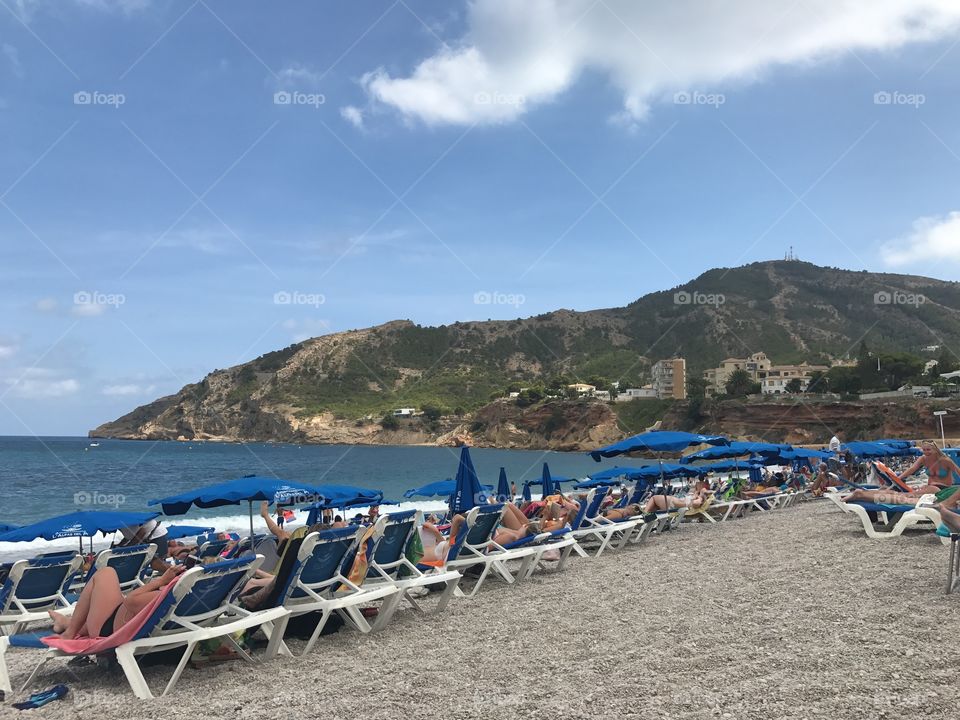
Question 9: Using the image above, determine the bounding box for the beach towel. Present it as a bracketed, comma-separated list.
[342, 524, 377, 589]
[40, 580, 177, 655]
[398, 528, 424, 577]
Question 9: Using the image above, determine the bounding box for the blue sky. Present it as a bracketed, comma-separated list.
[2, 0, 960, 435]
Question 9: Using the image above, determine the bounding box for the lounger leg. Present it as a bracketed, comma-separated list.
[115, 646, 154, 700]
[339, 605, 372, 634]
[946, 539, 956, 594]
[0, 638, 11, 694]
[372, 592, 403, 632]
[571, 541, 589, 558]
[300, 610, 333, 656]
[262, 615, 292, 660]
[161, 643, 198, 697]
[16, 652, 54, 694]
[434, 578, 458, 613]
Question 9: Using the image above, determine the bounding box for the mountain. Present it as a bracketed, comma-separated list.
[91, 261, 960, 444]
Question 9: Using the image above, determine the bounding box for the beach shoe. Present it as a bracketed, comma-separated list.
[936, 523, 953, 538]
[12, 684, 68, 710]
[541, 549, 561, 561]
[360, 607, 379, 619]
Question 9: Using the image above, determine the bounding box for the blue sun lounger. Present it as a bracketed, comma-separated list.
[0, 555, 288, 699]
[0, 554, 84, 636]
[259, 527, 399, 658]
[67, 545, 157, 599]
[363, 510, 462, 630]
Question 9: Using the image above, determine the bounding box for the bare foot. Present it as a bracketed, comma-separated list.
[48, 610, 69, 634]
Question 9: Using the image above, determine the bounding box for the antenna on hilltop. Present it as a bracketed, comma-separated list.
[784, 246, 798, 261]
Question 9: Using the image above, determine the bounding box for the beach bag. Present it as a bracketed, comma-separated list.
[398, 528, 425, 578]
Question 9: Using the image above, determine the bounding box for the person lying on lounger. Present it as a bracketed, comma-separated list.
[844, 441, 960, 507]
[493, 496, 579, 545]
[642, 480, 712, 513]
[48, 565, 186, 639]
[601, 502, 644, 520]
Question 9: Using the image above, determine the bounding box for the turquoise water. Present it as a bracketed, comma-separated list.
[0, 436, 648, 557]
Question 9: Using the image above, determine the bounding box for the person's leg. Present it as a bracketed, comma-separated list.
[939, 506, 960, 532]
[50, 566, 123, 639]
[500, 502, 531, 531]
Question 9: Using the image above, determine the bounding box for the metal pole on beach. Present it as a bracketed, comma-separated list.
[934, 411, 948, 447]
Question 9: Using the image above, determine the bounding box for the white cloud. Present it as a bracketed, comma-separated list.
[276, 63, 322, 88]
[35, 297, 58, 312]
[361, 0, 960, 126]
[882, 211, 960, 266]
[69, 302, 107, 317]
[5, 368, 79, 398]
[0, 343, 17, 360]
[102, 383, 156, 396]
[340, 105, 364, 129]
[14, 0, 150, 20]
[157, 227, 233, 255]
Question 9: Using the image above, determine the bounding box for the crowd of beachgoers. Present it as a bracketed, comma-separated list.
[0, 431, 958, 716]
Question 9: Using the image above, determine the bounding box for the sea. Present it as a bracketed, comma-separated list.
[0, 436, 650, 561]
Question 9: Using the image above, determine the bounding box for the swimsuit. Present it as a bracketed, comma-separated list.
[99, 605, 121, 637]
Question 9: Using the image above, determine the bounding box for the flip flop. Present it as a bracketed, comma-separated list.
[12, 684, 68, 710]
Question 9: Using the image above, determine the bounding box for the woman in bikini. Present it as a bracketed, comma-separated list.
[844, 441, 960, 507]
[48, 564, 187, 639]
[493, 496, 579, 545]
[643, 479, 712, 513]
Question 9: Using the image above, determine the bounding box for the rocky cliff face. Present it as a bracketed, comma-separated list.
[665, 397, 959, 444]
[90, 260, 960, 447]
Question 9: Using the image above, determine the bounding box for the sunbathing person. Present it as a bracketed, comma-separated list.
[48, 564, 186, 639]
[845, 441, 960, 506]
[493, 497, 579, 545]
[808, 463, 842, 496]
[643, 480, 712, 513]
[419, 514, 466, 565]
[602, 502, 644, 520]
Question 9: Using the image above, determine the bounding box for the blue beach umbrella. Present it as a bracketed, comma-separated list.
[692, 459, 764, 474]
[589, 431, 730, 461]
[164, 524, 215, 540]
[403, 479, 493, 499]
[0, 510, 160, 552]
[0, 523, 19, 533]
[587, 466, 648, 482]
[404, 479, 455, 498]
[680, 441, 791, 464]
[521, 481, 532, 503]
[541, 463, 557, 496]
[496, 467, 511, 501]
[842, 441, 919, 459]
[149, 475, 369, 539]
[450, 446, 487, 515]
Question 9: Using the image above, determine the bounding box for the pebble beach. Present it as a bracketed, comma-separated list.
[3, 499, 958, 719]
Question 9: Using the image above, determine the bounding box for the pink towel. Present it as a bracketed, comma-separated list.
[41, 581, 177, 655]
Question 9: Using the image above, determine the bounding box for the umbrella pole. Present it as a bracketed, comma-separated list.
[249, 500, 255, 540]
[79, 536, 83, 554]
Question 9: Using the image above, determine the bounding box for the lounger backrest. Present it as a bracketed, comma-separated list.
[566, 490, 594, 531]
[371, 510, 418, 567]
[142, 555, 261, 638]
[582, 488, 608, 521]
[198, 538, 230, 559]
[286, 528, 360, 600]
[442, 514, 471, 563]
[0, 554, 83, 613]
[465, 504, 504, 546]
[83, 544, 156, 588]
